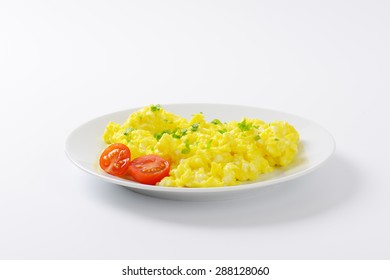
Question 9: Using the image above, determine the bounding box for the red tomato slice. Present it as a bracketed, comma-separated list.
[129, 155, 170, 185]
[99, 143, 131, 176]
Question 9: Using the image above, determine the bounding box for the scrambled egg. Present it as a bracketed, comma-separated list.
[103, 104, 300, 187]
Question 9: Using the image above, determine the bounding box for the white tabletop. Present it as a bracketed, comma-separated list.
[1, 0, 389, 260]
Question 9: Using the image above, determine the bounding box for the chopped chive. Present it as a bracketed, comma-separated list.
[211, 119, 222, 125]
[181, 139, 191, 154]
[123, 127, 134, 136]
[206, 139, 213, 149]
[238, 119, 252, 131]
[150, 104, 161, 112]
[190, 123, 199, 132]
[172, 128, 187, 139]
[154, 130, 170, 140]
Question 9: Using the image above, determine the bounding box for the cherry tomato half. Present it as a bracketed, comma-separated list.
[99, 143, 131, 176]
[129, 155, 170, 185]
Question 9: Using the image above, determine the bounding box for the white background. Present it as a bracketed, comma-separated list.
[1, 0, 389, 260]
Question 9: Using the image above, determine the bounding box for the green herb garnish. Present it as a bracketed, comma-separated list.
[154, 130, 169, 140]
[238, 119, 252, 131]
[123, 127, 134, 136]
[190, 123, 199, 132]
[181, 139, 191, 154]
[172, 128, 187, 139]
[206, 139, 213, 149]
[211, 119, 222, 125]
[150, 104, 161, 112]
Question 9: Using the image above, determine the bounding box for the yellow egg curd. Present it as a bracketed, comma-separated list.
[102, 104, 300, 187]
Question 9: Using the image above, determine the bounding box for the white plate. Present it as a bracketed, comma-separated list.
[65, 103, 335, 201]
